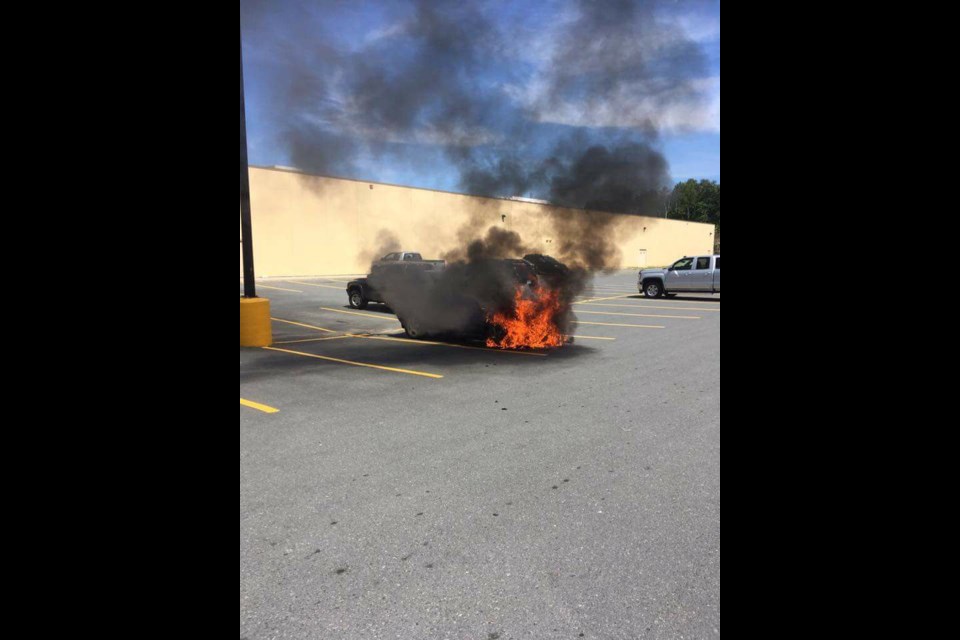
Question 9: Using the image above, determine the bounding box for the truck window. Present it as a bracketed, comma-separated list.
[696, 257, 711, 270]
[672, 258, 694, 271]
[403, 253, 421, 262]
[715, 257, 721, 270]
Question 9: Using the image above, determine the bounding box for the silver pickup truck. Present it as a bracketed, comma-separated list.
[375, 251, 446, 270]
[639, 255, 721, 298]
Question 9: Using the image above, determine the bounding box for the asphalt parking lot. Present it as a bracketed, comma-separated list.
[240, 271, 720, 640]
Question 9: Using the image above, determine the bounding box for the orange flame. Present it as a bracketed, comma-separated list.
[486, 286, 566, 349]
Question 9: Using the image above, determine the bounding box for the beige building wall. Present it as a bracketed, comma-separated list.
[241, 167, 716, 277]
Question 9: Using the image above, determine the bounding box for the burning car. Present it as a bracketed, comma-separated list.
[523, 254, 570, 278]
[346, 253, 445, 309]
[388, 257, 572, 349]
[397, 290, 488, 340]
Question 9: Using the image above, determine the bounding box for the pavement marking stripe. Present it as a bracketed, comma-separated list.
[272, 321, 544, 356]
[284, 280, 348, 290]
[273, 335, 355, 345]
[354, 334, 548, 356]
[263, 346, 443, 379]
[577, 310, 700, 320]
[640, 300, 720, 306]
[573, 321, 665, 329]
[574, 294, 638, 304]
[272, 318, 402, 341]
[240, 398, 279, 414]
[580, 302, 720, 312]
[585, 288, 644, 293]
[319, 307, 401, 321]
[241, 283, 303, 293]
[271, 317, 337, 333]
[580, 293, 639, 298]
[318, 277, 363, 285]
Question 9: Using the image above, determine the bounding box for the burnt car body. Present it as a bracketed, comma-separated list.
[393, 260, 514, 340]
[523, 254, 570, 277]
[395, 259, 539, 341]
[347, 257, 568, 341]
[397, 290, 489, 340]
[346, 261, 442, 310]
[523, 254, 572, 289]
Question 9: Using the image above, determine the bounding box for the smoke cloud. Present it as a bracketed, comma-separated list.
[243, 0, 714, 342]
[241, 0, 711, 226]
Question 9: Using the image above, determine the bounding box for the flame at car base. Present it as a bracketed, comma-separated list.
[486, 286, 566, 350]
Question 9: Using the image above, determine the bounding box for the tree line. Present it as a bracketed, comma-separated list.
[660, 179, 720, 252]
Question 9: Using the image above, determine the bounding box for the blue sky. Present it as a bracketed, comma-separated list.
[241, 0, 720, 193]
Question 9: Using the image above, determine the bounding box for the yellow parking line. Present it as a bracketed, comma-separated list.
[271, 318, 337, 333]
[273, 335, 355, 345]
[575, 294, 637, 304]
[271, 315, 600, 350]
[318, 277, 361, 284]
[580, 293, 638, 299]
[573, 321, 665, 329]
[355, 334, 548, 356]
[580, 302, 720, 312]
[284, 280, 348, 290]
[319, 307, 400, 321]
[272, 317, 542, 355]
[244, 283, 303, 293]
[635, 296, 720, 303]
[263, 346, 443, 379]
[585, 285, 639, 289]
[585, 288, 642, 293]
[577, 310, 700, 320]
[241, 398, 279, 414]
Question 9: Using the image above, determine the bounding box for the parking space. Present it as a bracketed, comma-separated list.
[240, 270, 720, 639]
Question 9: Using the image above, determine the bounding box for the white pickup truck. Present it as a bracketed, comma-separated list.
[639, 255, 721, 298]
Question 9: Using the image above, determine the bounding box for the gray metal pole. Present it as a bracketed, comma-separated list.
[240, 21, 256, 298]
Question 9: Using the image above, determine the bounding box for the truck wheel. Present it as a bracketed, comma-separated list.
[348, 289, 368, 309]
[644, 281, 664, 298]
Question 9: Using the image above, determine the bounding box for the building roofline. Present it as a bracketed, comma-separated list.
[249, 164, 712, 226]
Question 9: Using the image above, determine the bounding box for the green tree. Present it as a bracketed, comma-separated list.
[666, 179, 720, 251]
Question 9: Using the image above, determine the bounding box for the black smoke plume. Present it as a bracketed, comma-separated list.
[240, 0, 709, 213]
[244, 0, 712, 342]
